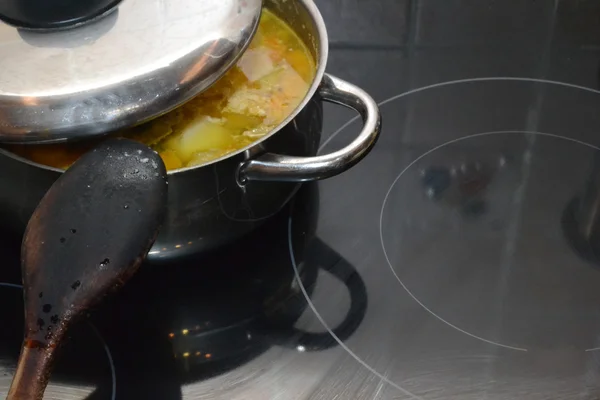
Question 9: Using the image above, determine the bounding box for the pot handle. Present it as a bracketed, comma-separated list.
[237, 73, 381, 184]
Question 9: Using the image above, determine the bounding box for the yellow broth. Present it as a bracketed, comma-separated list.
[6, 10, 316, 171]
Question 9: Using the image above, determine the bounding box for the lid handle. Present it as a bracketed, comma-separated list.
[0, 0, 122, 30]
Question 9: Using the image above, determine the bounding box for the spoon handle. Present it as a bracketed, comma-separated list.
[7, 344, 55, 400]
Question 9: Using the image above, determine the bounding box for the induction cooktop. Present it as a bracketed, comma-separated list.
[3, 0, 600, 398]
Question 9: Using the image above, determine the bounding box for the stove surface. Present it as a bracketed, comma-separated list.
[3, 0, 600, 398]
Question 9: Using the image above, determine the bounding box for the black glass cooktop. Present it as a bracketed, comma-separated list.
[4, 0, 600, 398]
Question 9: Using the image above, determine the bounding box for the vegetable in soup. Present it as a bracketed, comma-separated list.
[6, 10, 315, 171]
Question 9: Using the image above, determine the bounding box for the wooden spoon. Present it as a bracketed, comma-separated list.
[7, 138, 168, 400]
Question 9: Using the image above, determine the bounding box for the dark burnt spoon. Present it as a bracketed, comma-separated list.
[7, 138, 168, 400]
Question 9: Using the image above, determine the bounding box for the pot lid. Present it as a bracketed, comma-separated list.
[0, 0, 262, 143]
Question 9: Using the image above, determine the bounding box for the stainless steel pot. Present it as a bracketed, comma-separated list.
[0, 0, 381, 263]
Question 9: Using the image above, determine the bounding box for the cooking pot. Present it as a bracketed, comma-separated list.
[0, 0, 381, 263]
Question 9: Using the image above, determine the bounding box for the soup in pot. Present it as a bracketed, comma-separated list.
[6, 9, 316, 171]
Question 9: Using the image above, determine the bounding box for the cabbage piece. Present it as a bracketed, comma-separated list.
[163, 117, 233, 163]
[159, 149, 183, 170]
[238, 48, 276, 82]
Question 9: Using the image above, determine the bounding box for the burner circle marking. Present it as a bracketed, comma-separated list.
[287, 213, 424, 400]
[379, 129, 600, 352]
[318, 76, 600, 154]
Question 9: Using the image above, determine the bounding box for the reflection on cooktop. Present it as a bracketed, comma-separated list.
[382, 130, 600, 352]
[0, 184, 367, 399]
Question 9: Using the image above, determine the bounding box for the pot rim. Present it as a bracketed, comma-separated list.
[0, 0, 329, 177]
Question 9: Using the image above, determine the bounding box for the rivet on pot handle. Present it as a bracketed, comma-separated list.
[237, 73, 381, 183]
